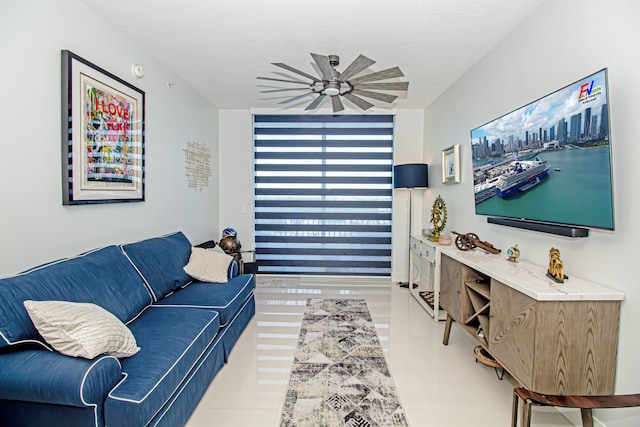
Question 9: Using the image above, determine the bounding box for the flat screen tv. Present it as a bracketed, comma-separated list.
[470, 68, 614, 234]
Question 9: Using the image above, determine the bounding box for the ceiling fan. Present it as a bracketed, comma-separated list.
[257, 53, 409, 113]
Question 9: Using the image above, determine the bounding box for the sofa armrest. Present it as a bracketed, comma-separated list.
[228, 259, 239, 278]
[0, 349, 122, 408]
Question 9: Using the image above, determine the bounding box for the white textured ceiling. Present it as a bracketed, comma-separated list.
[78, 0, 545, 110]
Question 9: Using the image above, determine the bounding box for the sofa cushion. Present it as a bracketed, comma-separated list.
[0, 245, 152, 350]
[183, 247, 233, 283]
[154, 274, 254, 327]
[121, 232, 193, 301]
[23, 300, 140, 359]
[104, 306, 220, 426]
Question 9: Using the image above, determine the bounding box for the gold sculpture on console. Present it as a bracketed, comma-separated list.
[547, 247, 568, 283]
[430, 195, 447, 242]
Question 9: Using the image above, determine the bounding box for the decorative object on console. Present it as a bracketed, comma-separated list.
[430, 194, 447, 242]
[547, 247, 568, 283]
[61, 50, 145, 205]
[452, 231, 501, 254]
[442, 144, 460, 184]
[506, 244, 520, 262]
[394, 163, 429, 288]
[439, 235, 452, 245]
[422, 228, 434, 239]
[257, 53, 409, 113]
[183, 139, 212, 192]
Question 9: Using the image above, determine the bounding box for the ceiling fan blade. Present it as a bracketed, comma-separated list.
[305, 94, 327, 110]
[279, 91, 317, 105]
[352, 89, 398, 103]
[260, 88, 310, 93]
[272, 63, 320, 82]
[349, 67, 404, 84]
[331, 96, 345, 113]
[357, 82, 409, 91]
[310, 53, 333, 81]
[257, 76, 311, 85]
[338, 54, 376, 81]
[342, 93, 375, 110]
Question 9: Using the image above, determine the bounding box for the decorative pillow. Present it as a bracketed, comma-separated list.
[183, 247, 233, 283]
[23, 300, 140, 359]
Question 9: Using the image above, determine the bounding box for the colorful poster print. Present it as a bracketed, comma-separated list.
[62, 50, 145, 205]
[84, 84, 135, 184]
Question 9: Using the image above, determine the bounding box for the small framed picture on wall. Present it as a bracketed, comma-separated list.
[442, 144, 460, 184]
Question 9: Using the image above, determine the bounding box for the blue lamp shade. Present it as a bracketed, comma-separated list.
[393, 163, 429, 189]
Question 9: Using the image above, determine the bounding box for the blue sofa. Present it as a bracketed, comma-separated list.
[0, 232, 255, 427]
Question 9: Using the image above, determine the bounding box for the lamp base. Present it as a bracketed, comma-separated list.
[398, 281, 418, 289]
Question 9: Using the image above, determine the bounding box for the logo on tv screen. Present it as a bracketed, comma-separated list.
[578, 80, 603, 104]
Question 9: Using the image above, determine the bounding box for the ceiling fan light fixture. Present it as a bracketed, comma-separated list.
[324, 82, 340, 96]
[257, 53, 408, 113]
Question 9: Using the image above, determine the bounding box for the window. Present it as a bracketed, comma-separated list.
[253, 114, 394, 276]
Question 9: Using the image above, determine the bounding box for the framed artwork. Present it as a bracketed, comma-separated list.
[442, 144, 460, 184]
[61, 50, 145, 205]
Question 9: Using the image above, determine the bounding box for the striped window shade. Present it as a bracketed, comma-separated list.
[253, 114, 394, 276]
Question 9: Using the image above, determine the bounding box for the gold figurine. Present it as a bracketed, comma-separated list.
[547, 247, 568, 283]
[430, 195, 447, 242]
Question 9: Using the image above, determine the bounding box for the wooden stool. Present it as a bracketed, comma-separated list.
[512, 387, 640, 427]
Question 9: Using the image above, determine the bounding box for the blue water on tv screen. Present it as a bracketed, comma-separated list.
[470, 69, 614, 230]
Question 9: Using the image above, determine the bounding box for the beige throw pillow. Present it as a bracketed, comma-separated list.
[23, 300, 140, 359]
[183, 247, 233, 283]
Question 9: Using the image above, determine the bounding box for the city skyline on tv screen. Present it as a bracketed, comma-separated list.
[470, 69, 614, 230]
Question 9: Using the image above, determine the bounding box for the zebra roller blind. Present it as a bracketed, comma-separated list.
[253, 114, 394, 276]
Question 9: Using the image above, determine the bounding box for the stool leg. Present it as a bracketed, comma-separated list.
[443, 313, 453, 345]
[522, 399, 532, 427]
[511, 392, 519, 427]
[581, 408, 593, 427]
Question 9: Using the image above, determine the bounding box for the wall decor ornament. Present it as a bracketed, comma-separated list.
[183, 139, 212, 192]
[61, 50, 145, 205]
[442, 144, 460, 184]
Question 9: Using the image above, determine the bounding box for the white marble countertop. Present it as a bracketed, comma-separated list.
[438, 245, 624, 301]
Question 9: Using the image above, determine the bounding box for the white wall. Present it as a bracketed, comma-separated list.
[423, 0, 640, 425]
[218, 110, 254, 247]
[217, 109, 424, 275]
[0, 0, 219, 277]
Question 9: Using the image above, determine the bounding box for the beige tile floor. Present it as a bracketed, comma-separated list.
[185, 276, 575, 427]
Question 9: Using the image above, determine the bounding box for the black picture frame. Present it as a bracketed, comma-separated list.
[61, 50, 145, 205]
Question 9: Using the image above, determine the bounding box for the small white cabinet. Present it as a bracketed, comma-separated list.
[408, 236, 447, 321]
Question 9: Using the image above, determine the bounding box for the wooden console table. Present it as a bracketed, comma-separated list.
[439, 246, 624, 395]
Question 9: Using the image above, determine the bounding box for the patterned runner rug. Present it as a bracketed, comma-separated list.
[280, 298, 408, 427]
